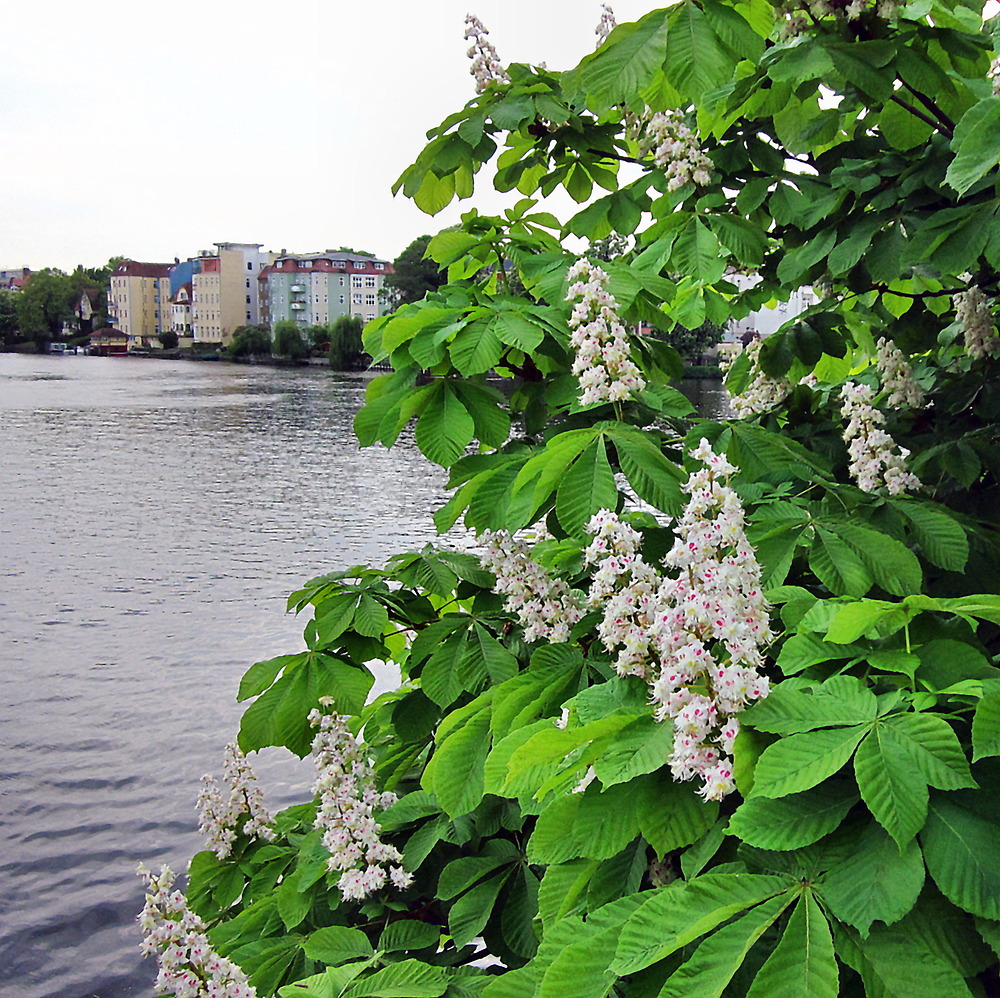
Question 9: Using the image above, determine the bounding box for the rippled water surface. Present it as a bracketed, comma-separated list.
[0, 355, 447, 998]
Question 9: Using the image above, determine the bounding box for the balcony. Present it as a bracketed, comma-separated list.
[290, 302, 305, 310]
[290, 284, 306, 293]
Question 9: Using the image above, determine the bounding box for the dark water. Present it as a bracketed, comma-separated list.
[0, 355, 447, 998]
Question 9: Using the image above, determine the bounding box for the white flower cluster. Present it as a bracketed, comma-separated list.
[464, 14, 510, 93]
[780, 0, 898, 37]
[309, 705, 413, 901]
[840, 382, 921, 494]
[584, 510, 662, 679]
[719, 338, 791, 418]
[584, 441, 773, 801]
[480, 529, 584, 642]
[136, 863, 256, 998]
[954, 287, 1000, 360]
[595, 3, 616, 46]
[874, 337, 924, 408]
[196, 743, 276, 860]
[640, 111, 712, 191]
[566, 258, 646, 406]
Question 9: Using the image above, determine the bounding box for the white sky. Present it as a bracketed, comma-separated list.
[1, 1, 656, 272]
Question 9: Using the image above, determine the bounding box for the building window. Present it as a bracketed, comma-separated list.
[351, 276, 363, 288]
[367, 313, 376, 321]
[246, 279, 250, 288]
[352, 293, 362, 304]
[373, 262, 384, 270]
[246, 295, 251, 303]
[247, 262, 253, 270]
[365, 294, 375, 305]
[354, 262, 364, 269]
[339, 295, 345, 304]
[365, 276, 376, 287]
[339, 277, 345, 286]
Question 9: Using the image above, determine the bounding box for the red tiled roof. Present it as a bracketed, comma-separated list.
[114, 261, 172, 278]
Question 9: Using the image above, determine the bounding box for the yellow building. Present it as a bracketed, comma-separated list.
[107, 261, 173, 349]
[191, 243, 273, 345]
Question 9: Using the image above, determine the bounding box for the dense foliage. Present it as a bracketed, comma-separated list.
[143, 2, 1000, 997]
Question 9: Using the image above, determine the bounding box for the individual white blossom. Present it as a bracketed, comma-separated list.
[595, 3, 616, 46]
[480, 529, 584, 642]
[464, 14, 510, 93]
[136, 863, 256, 998]
[840, 382, 921, 494]
[719, 337, 791, 418]
[954, 287, 1000, 360]
[565, 258, 646, 406]
[197, 743, 276, 860]
[874, 337, 924, 408]
[584, 442, 773, 801]
[309, 704, 412, 902]
[640, 111, 713, 191]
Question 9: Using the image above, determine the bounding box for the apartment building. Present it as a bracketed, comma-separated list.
[259, 251, 392, 329]
[107, 260, 173, 347]
[191, 243, 273, 345]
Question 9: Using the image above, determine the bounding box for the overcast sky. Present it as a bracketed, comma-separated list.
[1, 1, 656, 272]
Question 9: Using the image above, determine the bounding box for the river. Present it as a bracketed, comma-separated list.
[0, 354, 728, 998]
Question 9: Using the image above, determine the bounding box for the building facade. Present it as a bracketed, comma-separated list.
[259, 252, 392, 330]
[191, 243, 273, 345]
[107, 261, 173, 348]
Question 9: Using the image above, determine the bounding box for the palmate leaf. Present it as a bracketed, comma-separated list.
[972, 692, 1000, 762]
[810, 528, 872, 596]
[578, 9, 671, 108]
[853, 725, 928, 847]
[820, 822, 925, 937]
[238, 654, 374, 757]
[883, 713, 976, 791]
[945, 97, 1000, 196]
[921, 795, 1000, 921]
[893, 500, 969, 572]
[750, 724, 869, 799]
[341, 959, 449, 998]
[728, 780, 857, 850]
[859, 925, 977, 998]
[611, 431, 685, 515]
[637, 770, 719, 855]
[826, 522, 922, 597]
[449, 872, 510, 949]
[744, 889, 838, 998]
[742, 675, 877, 735]
[658, 891, 796, 998]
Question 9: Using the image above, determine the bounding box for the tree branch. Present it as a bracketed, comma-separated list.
[897, 79, 956, 137]
[888, 94, 945, 136]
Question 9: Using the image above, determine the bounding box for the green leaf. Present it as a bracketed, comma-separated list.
[821, 821, 925, 937]
[809, 528, 872, 597]
[659, 891, 796, 997]
[378, 920, 441, 953]
[945, 97, 1000, 195]
[238, 654, 373, 757]
[611, 873, 795, 975]
[341, 959, 449, 998]
[972, 693, 1000, 762]
[579, 9, 671, 106]
[450, 320, 505, 377]
[613, 433, 685, 515]
[854, 725, 928, 847]
[555, 436, 618, 536]
[353, 594, 389, 638]
[538, 859, 602, 926]
[449, 873, 508, 949]
[827, 522, 922, 597]
[438, 848, 518, 900]
[592, 714, 674, 787]
[751, 724, 868, 799]
[743, 676, 877, 735]
[637, 771, 719, 855]
[239, 654, 303, 701]
[529, 781, 640, 863]
[883, 713, 976, 791]
[728, 781, 857, 850]
[276, 876, 312, 930]
[414, 383, 475, 467]
[922, 795, 1000, 920]
[745, 889, 838, 998]
[895, 501, 968, 572]
[670, 217, 726, 284]
[304, 926, 375, 965]
[422, 708, 491, 817]
[861, 924, 977, 998]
